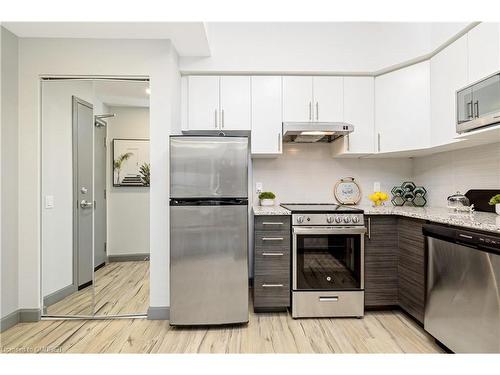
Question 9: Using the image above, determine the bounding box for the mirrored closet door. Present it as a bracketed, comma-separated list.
[41, 78, 150, 318]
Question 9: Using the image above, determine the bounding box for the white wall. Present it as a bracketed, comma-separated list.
[412, 143, 500, 207]
[0, 27, 19, 319]
[180, 22, 469, 74]
[252, 144, 413, 206]
[106, 106, 150, 256]
[18, 38, 175, 311]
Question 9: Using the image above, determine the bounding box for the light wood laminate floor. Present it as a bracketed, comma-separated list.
[46, 261, 149, 316]
[1, 305, 442, 353]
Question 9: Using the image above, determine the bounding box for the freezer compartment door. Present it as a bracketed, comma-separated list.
[170, 136, 248, 198]
[170, 204, 249, 325]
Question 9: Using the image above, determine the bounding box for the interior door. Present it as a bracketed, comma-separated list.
[187, 76, 220, 130]
[73, 97, 94, 291]
[94, 121, 107, 271]
[220, 76, 251, 130]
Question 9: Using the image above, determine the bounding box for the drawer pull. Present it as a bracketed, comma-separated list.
[319, 296, 339, 302]
[262, 252, 284, 256]
[262, 222, 284, 225]
[262, 237, 284, 241]
[262, 284, 284, 288]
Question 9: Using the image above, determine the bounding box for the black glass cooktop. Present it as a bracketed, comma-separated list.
[280, 203, 364, 214]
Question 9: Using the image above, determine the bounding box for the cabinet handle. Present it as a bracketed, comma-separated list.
[309, 102, 312, 121]
[262, 252, 284, 256]
[278, 133, 281, 152]
[214, 109, 218, 129]
[377, 133, 381, 152]
[474, 101, 479, 118]
[367, 217, 371, 239]
[347, 134, 350, 152]
[262, 222, 284, 225]
[262, 237, 284, 241]
[262, 284, 284, 288]
[467, 101, 473, 119]
[316, 102, 319, 121]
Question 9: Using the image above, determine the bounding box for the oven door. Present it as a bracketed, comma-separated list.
[292, 226, 366, 291]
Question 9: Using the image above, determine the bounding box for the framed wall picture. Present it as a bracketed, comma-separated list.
[112, 139, 150, 187]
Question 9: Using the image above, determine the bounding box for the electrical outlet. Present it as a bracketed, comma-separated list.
[256, 182, 263, 194]
[374, 182, 381, 192]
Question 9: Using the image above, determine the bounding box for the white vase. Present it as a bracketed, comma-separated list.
[496, 204, 500, 215]
[260, 199, 275, 206]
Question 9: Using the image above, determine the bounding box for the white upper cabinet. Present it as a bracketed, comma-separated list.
[430, 35, 468, 146]
[375, 61, 431, 153]
[282, 76, 313, 122]
[467, 23, 500, 84]
[312, 77, 343, 122]
[185, 75, 251, 131]
[251, 76, 282, 156]
[220, 76, 251, 131]
[187, 76, 220, 131]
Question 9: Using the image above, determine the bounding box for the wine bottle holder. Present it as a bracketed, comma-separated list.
[391, 182, 427, 207]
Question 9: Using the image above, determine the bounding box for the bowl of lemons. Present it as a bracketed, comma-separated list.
[369, 191, 389, 207]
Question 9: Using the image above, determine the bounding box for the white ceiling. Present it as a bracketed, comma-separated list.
[2, 22, 211, 56]
[94, 80, 149, 108]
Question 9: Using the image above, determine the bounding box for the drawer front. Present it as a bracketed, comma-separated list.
[253, 275, 290, 308]
[254, 232, 290, 247]
[254, 216, 291, 232]
[254, 246, 290, 277]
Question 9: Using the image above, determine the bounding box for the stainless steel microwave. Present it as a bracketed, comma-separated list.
[456, 71, 500, 133]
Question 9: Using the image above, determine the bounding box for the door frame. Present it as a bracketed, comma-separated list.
[39, 76, 150, 319]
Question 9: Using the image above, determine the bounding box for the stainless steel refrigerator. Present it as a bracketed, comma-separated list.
[169, 136, 249, 325]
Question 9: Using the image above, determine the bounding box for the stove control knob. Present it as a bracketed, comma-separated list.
[335, 216, 342, 223]
[326, 216, 334, 224]
[297, 216, 304, 224]
[343, 216, 351, 223]
[352, 216, 360, 224]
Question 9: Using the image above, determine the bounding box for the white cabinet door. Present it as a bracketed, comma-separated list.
[313, 77, 343, 122]
[467, 23, 500, 84]
[343, 77, 374, 153]
[282, 76, 313, 122]
[251, 76, 282, 155]
[220, 76, 251, 130]
[187, 76, 220, 131]
[431, 35, 468, 146]
[375, 61, 430, 153]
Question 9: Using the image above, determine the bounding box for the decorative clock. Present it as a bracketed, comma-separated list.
[334, 177, 361, 205]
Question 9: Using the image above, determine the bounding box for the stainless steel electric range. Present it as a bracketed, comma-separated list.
[280, 204, 366, 319]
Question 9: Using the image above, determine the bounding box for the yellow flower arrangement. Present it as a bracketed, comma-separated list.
[369, 191, 389, 206]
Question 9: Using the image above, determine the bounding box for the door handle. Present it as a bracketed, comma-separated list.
[262, 284, 284, 288]
[319, 296, 339, 302]
[474, 101, 479, 118]
[262, 237, 284, 241]
[221, 109, 225, 128]
[262, 252, 284, 256]
[316, 102, 319, 121]
[80, 200, 93, 209]
[309, 102, 312, 121]
[278, 133, 281, 152]
[467, 101, 473, 119]
[262, 222, 284, 225]
[367, 217, 371, 239]
[214, 109, 218, 129]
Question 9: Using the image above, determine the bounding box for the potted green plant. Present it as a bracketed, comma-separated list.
[259, 191, 276, 206]
[489, 194, 500, 215]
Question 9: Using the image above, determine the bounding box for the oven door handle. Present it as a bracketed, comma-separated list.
[292, 226, 367, 235]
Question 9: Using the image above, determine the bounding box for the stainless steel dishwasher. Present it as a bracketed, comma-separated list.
[423, 224, 500, 353]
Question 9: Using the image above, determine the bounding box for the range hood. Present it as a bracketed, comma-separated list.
[282, 122, 354, 143]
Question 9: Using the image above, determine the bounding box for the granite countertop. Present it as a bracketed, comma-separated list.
[362, 205, 500, 234]
[252, 204, 500, 234]
[252, 206, 291, 216]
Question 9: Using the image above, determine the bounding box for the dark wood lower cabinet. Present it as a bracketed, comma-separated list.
[397, 217, 426, 324]
[364, 215, 426, 325]
[364, 216, 399, 307]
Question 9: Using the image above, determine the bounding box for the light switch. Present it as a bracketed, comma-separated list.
[45, 195, 54, 209]
[374, 182, 381, 192]
[256, 182, 263, 194]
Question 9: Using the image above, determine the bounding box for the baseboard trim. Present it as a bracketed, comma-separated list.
[108, 253, 150, 262]
[43, 284, 77, 308]
[1, 308, 41, 332]
[147, 306, 170, 320]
